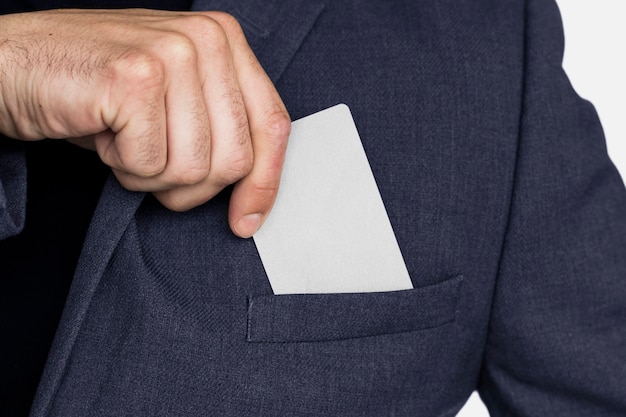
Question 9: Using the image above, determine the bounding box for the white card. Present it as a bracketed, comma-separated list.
[253, 104, 413, 294]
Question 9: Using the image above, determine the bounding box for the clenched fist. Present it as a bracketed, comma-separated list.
[0, 9, 291, 237]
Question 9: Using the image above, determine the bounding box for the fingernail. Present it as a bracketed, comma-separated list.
[234, 213, 262, 238]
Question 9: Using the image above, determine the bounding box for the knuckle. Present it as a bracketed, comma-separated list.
[210, 12, 243, 35]
[190, 15, 229, 49]
[233, 151, 254, 176]
[263, 109, 292, 143]
[251, 181, 279, 201]
[160, 33, 197, 67]
[216, 151, 253, 186]
[129, 162, 164, 178]
[249, 167, 281, 203]
[171, 165, 210, 186]
[182, 14, 218, 30]
[255, 109, 291, 172]
[111, 50, 165, 89]
[120, 147, 165, 178]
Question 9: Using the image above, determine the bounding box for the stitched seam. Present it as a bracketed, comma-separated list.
[246, 318, 457, 344]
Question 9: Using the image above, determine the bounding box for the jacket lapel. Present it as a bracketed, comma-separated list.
[30, 2, 324, 416]
[29, 179, 145, 417]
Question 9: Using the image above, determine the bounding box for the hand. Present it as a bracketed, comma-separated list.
[0, 9, 290, 238]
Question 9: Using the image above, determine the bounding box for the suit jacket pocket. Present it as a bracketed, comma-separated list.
[246, 275, 463, 343]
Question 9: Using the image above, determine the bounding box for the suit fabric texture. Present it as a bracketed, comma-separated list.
[1, 0, 625, 415]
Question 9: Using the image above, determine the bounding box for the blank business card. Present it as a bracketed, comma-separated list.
[253, 104, 412, 295]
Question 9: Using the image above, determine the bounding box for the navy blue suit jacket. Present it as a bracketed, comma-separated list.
[1, 0, 625, 415]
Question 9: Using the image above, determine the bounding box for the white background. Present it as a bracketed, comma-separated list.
[457, 2, 625, 416]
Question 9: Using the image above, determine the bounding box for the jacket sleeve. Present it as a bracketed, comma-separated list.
[478, 0, 626, 415]
[0, 137, 27, 240]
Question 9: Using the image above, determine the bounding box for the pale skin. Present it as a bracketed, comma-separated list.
[0, 9, 291, 238]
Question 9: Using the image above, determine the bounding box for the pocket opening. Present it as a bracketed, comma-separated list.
[246, 275, 463, 343]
